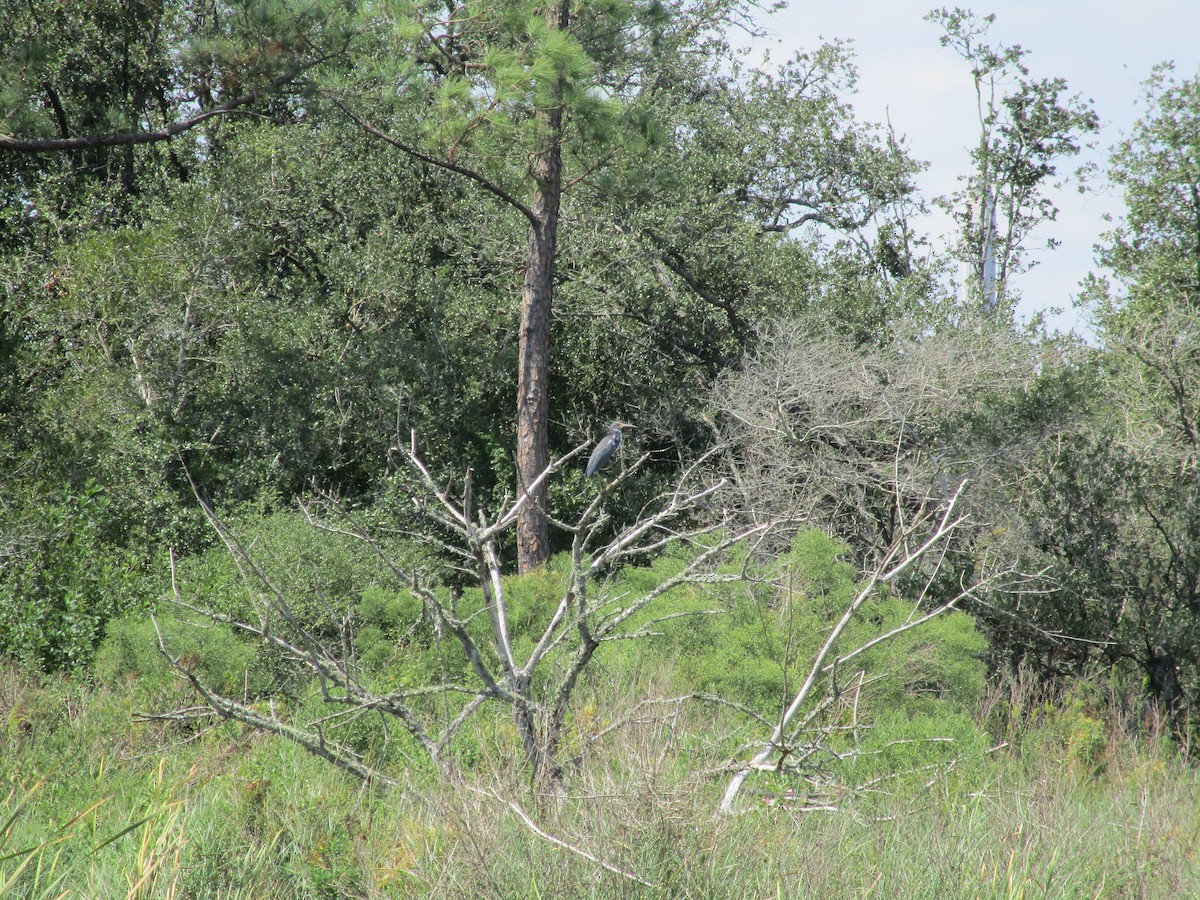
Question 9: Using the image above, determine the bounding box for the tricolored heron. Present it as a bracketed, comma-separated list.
[586, 421, 633, 476]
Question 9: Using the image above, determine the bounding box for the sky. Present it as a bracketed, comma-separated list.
[744, 1, 1200, 335]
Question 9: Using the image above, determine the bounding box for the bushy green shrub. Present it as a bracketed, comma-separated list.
[595, 545, 777, 709]
[601, 532, 869, 711]
[0, 480, 157, 672]
[353, 556, 577, 704]
[837, 706, 991, 796]
[173, 507, 419, 638]
[849, 600, 988, 715]
[353, 585, 463, 689]
[95, 609, 273, 700]
[1036, 687, 1111, 777]
[601, 529, 988, 756]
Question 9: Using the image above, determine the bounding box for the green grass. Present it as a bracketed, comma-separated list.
[3, 658, 1199, 898]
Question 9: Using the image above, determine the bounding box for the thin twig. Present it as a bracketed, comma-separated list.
[472, 788, 658, 888]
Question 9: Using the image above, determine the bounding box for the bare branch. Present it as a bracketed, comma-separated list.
[471, 788, 658, 888]
[329, 97, 538, 227]
[165, 429, 771, 787]
[151, 615, 395, 785]
[1, 64, 322, 153]
[720, 481, 979, 814]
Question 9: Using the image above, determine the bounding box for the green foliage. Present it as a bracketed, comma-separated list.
[610, 529, 988, 725]
[174, 507, 414, 638]
[928, 7, 1099, 311]
[3, 657, 1198, 898]
[987, 679, 1114, 778]
[839, 706, 991, 796]
[853, 600, 988, 715]
[1010, 289, 1200, 720]
[4, 8, 1200, 894]
[354, 587, 425, 675]
[607, 548, 784, 708]
[0, 480, 154, 672]
[1095, 63, 1200, 308]
[0, 0, 181, 240]
[2, 0, 945, 632]
[354, 556, 576, 697]
[1055, 702, 1109, 776]
[82, 506, 434, 707]
[95, 609, 272, 701]
[0, 779, 74, 898]
[157, 517, 991, 779]
[353, 584, 464, 692]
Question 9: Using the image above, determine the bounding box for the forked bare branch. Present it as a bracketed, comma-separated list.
[719, 478, 1015, 814]
[163, 436, 763, 786]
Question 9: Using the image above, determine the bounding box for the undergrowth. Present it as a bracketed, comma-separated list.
[3, 657, 1198, 898]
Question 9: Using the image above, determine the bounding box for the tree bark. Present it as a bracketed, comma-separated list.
[516, 0, 569, 574]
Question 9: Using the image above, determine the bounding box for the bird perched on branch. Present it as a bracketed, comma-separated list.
[586, 421, 632, 476]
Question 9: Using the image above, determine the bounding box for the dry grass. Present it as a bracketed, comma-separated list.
[3, 663, 1199, 898]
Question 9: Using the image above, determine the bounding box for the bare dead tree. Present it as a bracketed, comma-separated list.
[719, 477, 1026, 814]
[713, 319, 1040, 566]
[159, 434, 770, 787]
[702, 322, 1054, 813]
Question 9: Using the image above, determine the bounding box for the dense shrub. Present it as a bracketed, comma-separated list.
[0, 480, 157, 671]
[172, 506, 421, 637]
[609, 530, 988, 722]
[94, 609, 273, 701]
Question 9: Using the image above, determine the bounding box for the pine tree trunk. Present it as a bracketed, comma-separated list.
[515, 0, 569, 574]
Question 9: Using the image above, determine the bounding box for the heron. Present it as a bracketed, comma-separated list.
[586, 421, 632, 477]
